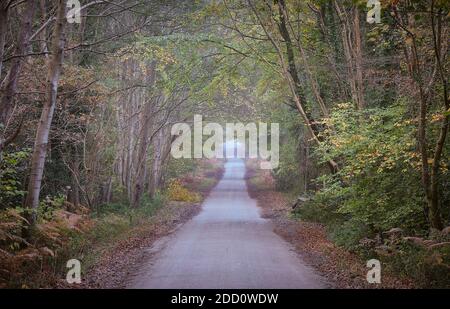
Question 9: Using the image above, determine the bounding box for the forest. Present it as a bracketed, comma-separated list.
[0, 0, 449, 289]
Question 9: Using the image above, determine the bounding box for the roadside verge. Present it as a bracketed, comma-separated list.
[245, 159, 414, 289]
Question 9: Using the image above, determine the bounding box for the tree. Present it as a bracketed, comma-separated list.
[390, 0, 448, 230]
[244, 0, 339, 173]
[24, 0, 68, 224]
[0, 0, 37, 152]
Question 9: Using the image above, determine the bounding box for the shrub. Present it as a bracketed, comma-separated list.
[0, 149, 30, 209]
[380, 241, 450, 288]
[166, 179, 201, 203]
[309, 103, 433, 241]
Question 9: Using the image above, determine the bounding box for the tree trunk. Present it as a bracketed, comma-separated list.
[428, 1, 449, 230]
[98, 178, 113, 205]
[352, 8, 365, 109]
[334, 2, 365, 110]
[310, 3, 348, 100]
[67, 150, 80, 207]
[0, 0, 37, 125]
[131, 100, 153, 208]
[275, 0, 306, 104]
[393, 5, 445, 230]
[24, 0, 67, 224]
[131, 61, 156, 207]
[277, 1, 329, 118]
[273, 0, 338, 173]
[412, 36, 440, 230]
[39, 0, 49, 57]
[0, 4, 8, 79]
[149, 129, 164, 198]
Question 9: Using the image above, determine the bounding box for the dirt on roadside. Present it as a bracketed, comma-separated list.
[75, 201, 202, 288]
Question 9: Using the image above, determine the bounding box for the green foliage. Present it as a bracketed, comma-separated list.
[166, 158, 197, 180]
[0, 149, 30, 209]
[329, 219, 370, 250]
[296, 102, 435, 248]
[37, 194, 66, 222]
[62, 192, 167, 276]
[377, 235, 450, 289]
[0, 191, 168, 288]
[94, 192, 165, 219]
[136, 193, 166, 218]
[273, 138, 302, 191]
[271, 107, 305, 192]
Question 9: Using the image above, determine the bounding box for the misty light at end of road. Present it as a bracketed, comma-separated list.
[170, 115, 279, 170]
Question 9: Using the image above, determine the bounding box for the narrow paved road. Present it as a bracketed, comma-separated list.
[129, 159, 325, 288]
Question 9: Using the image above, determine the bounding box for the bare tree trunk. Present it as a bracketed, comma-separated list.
[130, 61, 156, 207]
[148, 126, 176, 197]
[266, 0, 338, 173]
[392, 4, 445, 230]
[39, 0, 49, 57]
[98, 178, 113, 205]
[149, 129, 164, 198]
[428, 1, 448, 230]
[275, 0, 306, 106]
[0, 3, 8, 79]
[115, 58, 140, 202]
[67, 150, 80, 207]
[352, 8, 365, 109]
[334, 2, 365, 109]
[309, 3, 348, 100]
[0, 0, 37, 125]
[24, 0, 67, 225]
[131, 100, 153, 207]
[0, 0, 36, 155]
[278, 1, 329, 118]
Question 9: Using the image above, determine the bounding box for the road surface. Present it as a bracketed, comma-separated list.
[128, 159, 325, 288]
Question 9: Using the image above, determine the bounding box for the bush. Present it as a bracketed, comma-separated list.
[381, 241, 450, 288]
[273, 141, 302, 191]
[166, 179, 200, 203]
[0, 189, 168, 288]
[138, 192, 165, 217]
[309, 103, 433, 241]
[295, 194, 370, 251]
[0, 149, 30, 209]
[166, 158, 197, 180]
